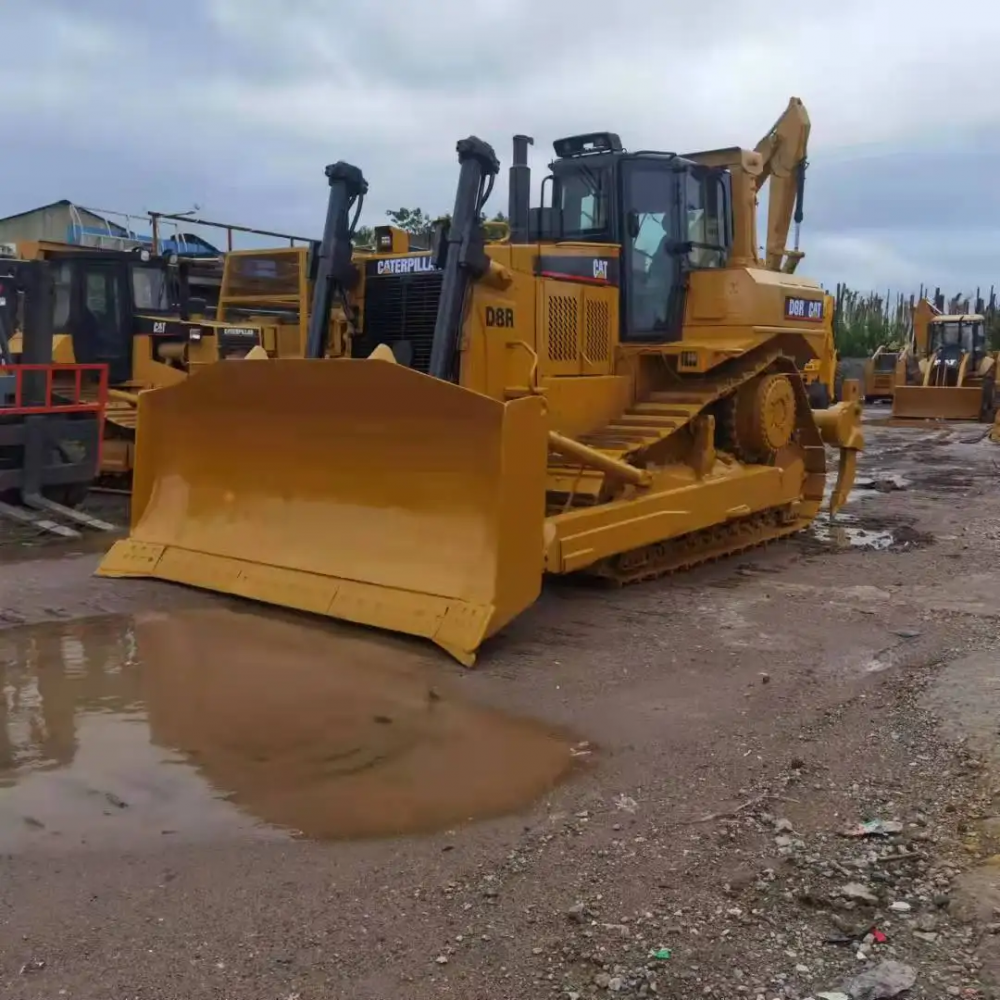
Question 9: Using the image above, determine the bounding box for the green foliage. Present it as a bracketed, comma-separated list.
[354, 208, 510, 250]
[832, 285, 912, 358]
[386, 207, 438, 240]
[832, 282, 1000, 357]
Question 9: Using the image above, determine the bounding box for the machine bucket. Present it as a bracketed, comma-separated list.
[891, 384, 984, 421]
[97, 359, 550, 665]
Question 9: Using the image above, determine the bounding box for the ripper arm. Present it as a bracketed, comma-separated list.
[812, 378, 864, 514]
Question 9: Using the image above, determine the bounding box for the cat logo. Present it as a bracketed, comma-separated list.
[593, 259, 609, 281]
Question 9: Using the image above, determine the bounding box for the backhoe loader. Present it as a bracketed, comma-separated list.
[892, 297, 997, 421]
[99, 103, 864, 666]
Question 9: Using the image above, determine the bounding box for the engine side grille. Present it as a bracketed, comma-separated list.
[355, 272, 443, 373]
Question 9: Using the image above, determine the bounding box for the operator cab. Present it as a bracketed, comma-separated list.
[873, 350, 898, 373]
[43, 248, 193, 384]
[531, 132, 732, 342]
[928, 316, 986, 369]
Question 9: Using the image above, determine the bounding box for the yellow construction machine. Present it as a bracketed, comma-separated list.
[862, 344, 904, 403]
[801, 291, 838, 407]
[892, 297, 997, 421]
[3, 242, 283, 479]
[2, 226, 379, 481]
[99, 106, 864, 666]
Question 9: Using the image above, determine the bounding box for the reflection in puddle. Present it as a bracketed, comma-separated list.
[0, 610, 580, 852]
[810, 520, 896, 551]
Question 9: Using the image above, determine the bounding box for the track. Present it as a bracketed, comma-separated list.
[549, 344, 833, 586]
[592, 505, 810, 585]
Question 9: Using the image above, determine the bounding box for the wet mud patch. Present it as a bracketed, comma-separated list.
[851, 474, 911, 493]
[908, 467, 979, 493]
[0, 609, 582, 851]
[801, 510, 935, 556]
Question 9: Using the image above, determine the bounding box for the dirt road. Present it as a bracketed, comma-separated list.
[2, 412, 999, 1000]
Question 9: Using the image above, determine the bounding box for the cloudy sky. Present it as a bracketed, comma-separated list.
[4, 0, 999, 296]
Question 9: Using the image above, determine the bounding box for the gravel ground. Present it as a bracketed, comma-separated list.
[2, 410, 1000, 1000]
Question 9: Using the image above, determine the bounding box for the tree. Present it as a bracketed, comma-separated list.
[386, 207, 437, 242]
[355, 207, 511, 250]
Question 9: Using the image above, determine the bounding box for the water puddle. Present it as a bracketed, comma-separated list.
[852, 473, 911, 492]
[810, 520, 896, 551]
[0, 609, 581, 852]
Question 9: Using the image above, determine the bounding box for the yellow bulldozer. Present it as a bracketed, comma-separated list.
[99, 104, 864, 666]
[892, 297, 997, 421]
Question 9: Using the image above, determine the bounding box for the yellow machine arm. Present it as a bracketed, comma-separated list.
[684, 97, 810, 274]
[755, 97, 811, 274]
[911, 297, 941, 356]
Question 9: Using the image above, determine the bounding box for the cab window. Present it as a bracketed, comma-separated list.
[52, 262, 72, 328]
[685, 170, 727, 269]
[131, 266, 170, 311]
[621, 161, 683, 340]
[556, 166, 610, 240]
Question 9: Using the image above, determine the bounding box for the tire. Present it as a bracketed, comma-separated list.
[980, 373, 997, 424]
[42, 482, 90, 509]
[833, 361, 847, 404]
[806, 381, 831, 409]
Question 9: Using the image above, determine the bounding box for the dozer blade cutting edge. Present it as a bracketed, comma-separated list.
[96, 359, 549, 665]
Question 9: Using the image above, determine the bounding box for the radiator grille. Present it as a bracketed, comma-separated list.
[355, 272, 443, 372]
[547, 295, 579, 362]
[584, 300, 610, 362]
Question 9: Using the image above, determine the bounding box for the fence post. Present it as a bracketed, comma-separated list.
[21, 260, 54, 407]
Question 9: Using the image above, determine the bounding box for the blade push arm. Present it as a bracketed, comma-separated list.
[305, 161, 369, 359]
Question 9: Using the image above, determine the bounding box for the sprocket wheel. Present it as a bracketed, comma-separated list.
[726, 372, 797, 462]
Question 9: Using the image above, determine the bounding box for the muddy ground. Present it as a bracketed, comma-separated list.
[1, 409, 1000, 1000]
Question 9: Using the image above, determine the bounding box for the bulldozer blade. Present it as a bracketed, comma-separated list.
[891, 384, 984, 421]
[97, 359, 550, 665]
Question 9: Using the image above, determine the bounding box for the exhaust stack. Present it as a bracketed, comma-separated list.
[508, 134, 534, 244]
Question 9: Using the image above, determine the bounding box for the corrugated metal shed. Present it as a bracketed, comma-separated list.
[0, 200, 135, 250]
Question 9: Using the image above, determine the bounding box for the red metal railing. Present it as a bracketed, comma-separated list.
[0, 363, 109, 416]
[1, 362, 110, 469]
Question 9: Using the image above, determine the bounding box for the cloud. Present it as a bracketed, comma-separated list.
[1, 0, 999, 293]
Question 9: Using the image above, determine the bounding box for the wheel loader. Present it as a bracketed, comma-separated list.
[98, 103, 864, 666]
[892, 297, 997, 421]
[862, 344, 904, 403]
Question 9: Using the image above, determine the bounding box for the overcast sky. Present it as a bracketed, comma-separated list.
[4, 0, 999, 296]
